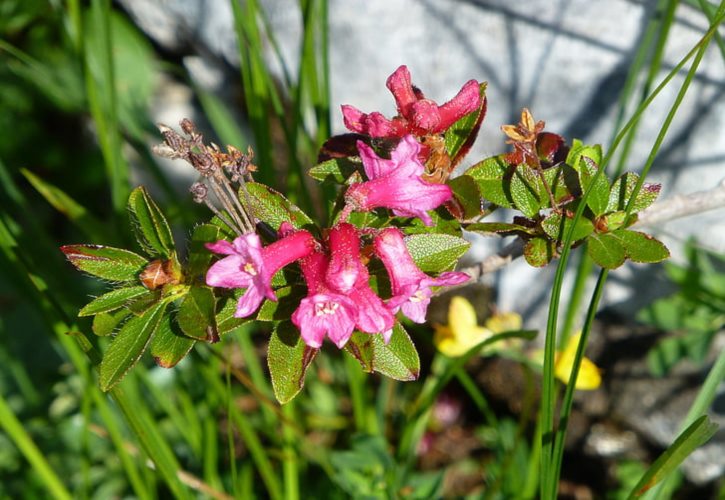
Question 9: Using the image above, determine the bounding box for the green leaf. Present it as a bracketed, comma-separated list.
[79, 285, 149, 317]
[329, 435, 393, 499]
[614, 230, 670, 263]
[99, 301, 167, 391]
[605, 211, 630, 231]
[177, 286, 218, 342]
[541, 212, 594, 242]
[541, 163, 580, 207]
[21, 168, 108, 239]
[92, 308, 131, 336]
[566, 140, 602, 172]
[246, 182, 314, 231]
[579, 156, 610, 216]
[268, 321, 319, 403]
[127, 187, 175, 259]
[216, 290, 250, 335]
[524, 237, 555, 267]
[126, 289, 162, 315]
[404, 233, 470, 273]
[400, 207, 462, 236]
[444, 82, 487, 164]
[61, 244, 147, 281]
[150, 313, 196, 368]
[509, 165, 542, 218]
[256, 286, 305, 322]
[607, 173, 661, 213]
[464, 154, 514, 208]
[465, 222, 537, 236]
[308, 157, 361, 184]
[372, 323, 420, 380]
[628, 416, 717, 498]
[448, 174, 483, 220]
[344, 323, 420, 381]
[587, 233, 626, 269]
[186, 224, 221, 283]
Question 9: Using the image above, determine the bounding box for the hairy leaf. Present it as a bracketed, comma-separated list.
[404, 233, 470, 273]
[177, 286, 218, 342]
[61, 244, 147, 282]
[150, 314, 196, 368]
[588, 233, 626, 269]
[268, 321, 318, 403]
[99, 301, 167, 391]
[79, 285, 149, 317]
[246, 182, 314, 231]
[127, 186, 175, 258]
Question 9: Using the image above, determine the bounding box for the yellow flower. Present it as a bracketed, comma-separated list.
[553, 333, 601, 390]
[433, 297, 523, 357]
[531, 332, 601, 390]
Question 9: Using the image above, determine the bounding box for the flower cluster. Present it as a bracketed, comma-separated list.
[206, 222, 469, 349]
[342, 65, 481, 139]
[203, 67, 480, 349]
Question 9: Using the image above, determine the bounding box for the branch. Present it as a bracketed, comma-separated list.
[635, 177, 725, 227]
[456, 177, 725, 282]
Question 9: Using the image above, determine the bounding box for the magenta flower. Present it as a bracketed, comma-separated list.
[206, 229, 315, 318]
[342, 65, 481, 138]
[344, 136, 453, 226]
[348, 263, 395, 343]
[292, 251, 358, 349]
[374, 228, 469, 323]
[325, 222, 361, 293]
[326, 223, 395, 341]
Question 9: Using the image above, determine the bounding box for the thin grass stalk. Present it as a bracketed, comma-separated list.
[91, 386, 154, 499]
[0, 216, 191, 499]
[606, 0, 662, 155]
[0, 393, 73, 500]
[540, 10, 725, 497]
[612, 0, 679, 178]
[207, 358, 283, 500]
[692, 0, 725, 60]
[230, 0, 274, 187]
[550, 269, 608, 490]
[87, 0, 131, 215]
[455, 370, 499, 428]
[223, 367, 240, 498]
[559, 252, 592, 345]
[202, 417, 224, 491]
[646, 337, 725, 497]
[282, 402, 300, 500]
[344, 354, 368, 433]
[236, 331, 277, 427]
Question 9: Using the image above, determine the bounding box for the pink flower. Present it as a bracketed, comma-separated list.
[292, 251, 358, 349]
[326, 223, 395, 341]
[342, 65, 481, 138]
[293, 223, 396, 349]
[344, 136, 453, 226]
[206, 229, 315, 318]
[374, 228, 469, 323]
[348, 263, 395, 342]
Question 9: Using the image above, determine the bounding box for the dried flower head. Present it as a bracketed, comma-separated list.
[154, 119, 258, 235]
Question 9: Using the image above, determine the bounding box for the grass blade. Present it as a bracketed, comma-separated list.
[627, 416, 717, 498]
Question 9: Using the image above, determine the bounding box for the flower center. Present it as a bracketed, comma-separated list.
[315, 301, 340, 316]
[243, 262, 258, 276]
[410, 290, 427, 303]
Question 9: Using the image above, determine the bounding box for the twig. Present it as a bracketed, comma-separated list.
[635, 177, 725, 227]
[455, 177, 725, 283]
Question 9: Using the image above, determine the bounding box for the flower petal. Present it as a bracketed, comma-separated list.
[206, 255, 254, 288]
